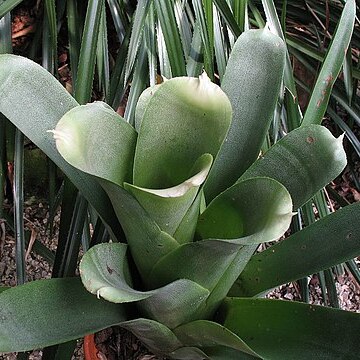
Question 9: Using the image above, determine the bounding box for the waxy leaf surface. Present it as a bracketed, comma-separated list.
[0, 55, 122, 237]
[133, 73, 231, 189]
[53, 101, 137, 186]
[0, 278, 126, 352]
[231, 201, 360, 297]
[239, 125, 346, 209]
[198, 177, 293, 243]
[205, 28, 286, 200]
[220, 298, 360, 360]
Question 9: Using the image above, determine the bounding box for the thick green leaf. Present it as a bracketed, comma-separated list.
[230, 201, 360, 297]
[133, 74, 232, 189]
[148, 239, 246, 290]
[124, 154, 212, 235]
[205, 28, 286, 201]
[148, 242, 254, 322]
[0, 55, 122, 238]
[302, 0, 356, 126]
[80, 243, 153, 303]
[134, 83, 161, 132]
[80, 242, 209, 329]
[138, 279, 210, 329]
[174, 320, 260, 358]
[239, 125, 346, 209]
[100, 181, 179, 280]
[198, 177, 293, 243]
[196, 178, 292, 316]
[219, 298, 360, 360]
[52, 101, 137, 186]
[149, 177, 292, 316]
[0, 278, 126, 352]
[121, 318, 182, 355]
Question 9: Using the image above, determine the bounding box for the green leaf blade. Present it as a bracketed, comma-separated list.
[124, 153, 212, 235]
[239, 125, 346, 209]
[231, 202, 360, 297]
[148, 239, 243, 291]
[302, 0, 356, 126]
[133, 74, 231, 189]
[174, 320, 260, 358]
[0, 55, 122, 237]
[0, 278, 126, 353]
[139, 279, 210, 329]
[198, 177, 293, 244]
[80, 243, 153, 303]
[220, 298, 360, 360]
[205, 28, 286, 201]
[100, 182, 179, 280]
[52, 101, 137, 186]
[121, 318, 182, 355]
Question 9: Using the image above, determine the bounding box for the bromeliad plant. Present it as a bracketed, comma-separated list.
[0, 27, 360, 359]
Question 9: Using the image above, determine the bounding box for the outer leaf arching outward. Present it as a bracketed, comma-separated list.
[230, 201, 360, 297]
[239, 125, 346, 209]
[80, 242, 210, 329]
[80, 243, 153, 303]
[52, 101, 137, 186]
[0, 278, 126, 353]
[133, 72, 232, 190]
[219, 298, 360, 360]
[197, 177, 293, 243]
[0, 55, 122, 237]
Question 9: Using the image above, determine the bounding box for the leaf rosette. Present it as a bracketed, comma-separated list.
[48, 29, 347, 358]
[0, 24, 357, 360]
